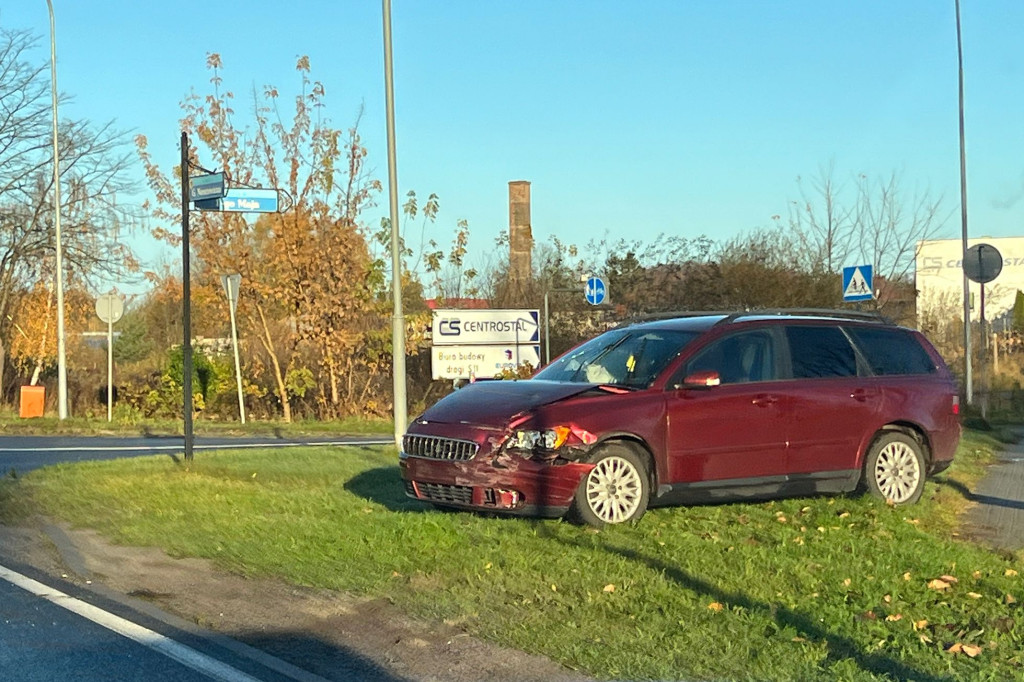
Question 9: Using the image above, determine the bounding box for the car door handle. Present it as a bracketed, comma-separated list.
[752, 395, 778, 407]
[851, 388, 876, 402]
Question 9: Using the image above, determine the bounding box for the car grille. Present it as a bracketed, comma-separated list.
[409, 481, 474, 505]
[402, 435, 479, 461]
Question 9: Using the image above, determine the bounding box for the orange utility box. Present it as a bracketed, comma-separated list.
[19, 385, 45, 418]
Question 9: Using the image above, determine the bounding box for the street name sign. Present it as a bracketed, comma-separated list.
[431, 344, 542, 380]
[189, 172, 225, 202]
[431, 309, 540, 345]
[195, 188, 279, 213]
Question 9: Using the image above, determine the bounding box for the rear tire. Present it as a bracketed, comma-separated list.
[862, 432, 926, 505]
[570, 444, 650, 527]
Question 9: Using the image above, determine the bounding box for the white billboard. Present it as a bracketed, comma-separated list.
[431, 345, 542, 380]
[916, 237, 1024, 324]
[431, 309, 540, 346]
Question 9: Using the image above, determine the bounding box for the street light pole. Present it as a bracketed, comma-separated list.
[382, 0, 407, 446]
[955, 0, 973, 404]
[46, 0, 68, 420]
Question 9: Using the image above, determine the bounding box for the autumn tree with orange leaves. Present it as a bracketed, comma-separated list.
[137, 54, 393, 421]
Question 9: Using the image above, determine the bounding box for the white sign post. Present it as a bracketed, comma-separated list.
[222, 273, 246, 425]
[95, 293, 124, 422]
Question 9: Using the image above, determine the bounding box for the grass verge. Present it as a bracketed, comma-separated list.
[0, 429, 1021, 681]
[0, 413, 392, 437]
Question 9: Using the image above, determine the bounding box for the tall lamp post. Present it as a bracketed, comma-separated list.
[382, 0, 407, 446]
[955, 0, 972, 404]
[46, 0, 68, 420]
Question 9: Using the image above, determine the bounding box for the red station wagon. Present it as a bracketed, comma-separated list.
[399, 311, 962, 526]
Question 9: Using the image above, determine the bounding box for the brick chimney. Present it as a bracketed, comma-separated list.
[508, 180, 533, 286]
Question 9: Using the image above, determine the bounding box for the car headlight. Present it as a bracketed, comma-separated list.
[505, 425, 596, 457]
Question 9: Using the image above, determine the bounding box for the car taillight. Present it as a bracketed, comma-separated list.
[952, 395, 960, 415]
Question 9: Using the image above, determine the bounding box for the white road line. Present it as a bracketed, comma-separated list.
[0, 439, 394, 453]
[0, 563, 261, 682]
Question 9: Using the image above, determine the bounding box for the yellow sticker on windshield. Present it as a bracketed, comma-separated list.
[626, 355, 636, 372]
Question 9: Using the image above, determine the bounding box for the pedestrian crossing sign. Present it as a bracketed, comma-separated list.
[842, 265, 874, 302]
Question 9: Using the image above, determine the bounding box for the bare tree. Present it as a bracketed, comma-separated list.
[0, 26, 141, 398]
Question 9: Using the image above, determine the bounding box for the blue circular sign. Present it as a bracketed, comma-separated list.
[585, 276, 606, 305]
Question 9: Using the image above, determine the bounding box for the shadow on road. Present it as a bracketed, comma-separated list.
[936, 477, 1024, 511]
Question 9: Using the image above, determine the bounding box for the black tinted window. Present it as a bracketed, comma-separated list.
[846, 327, 937, 375]
[785, 326, 856, 378]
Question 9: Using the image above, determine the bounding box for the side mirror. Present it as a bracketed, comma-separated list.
[681, 370, 721, 388]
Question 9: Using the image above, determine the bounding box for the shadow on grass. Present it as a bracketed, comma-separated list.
[344, 467, 430, 513]
[542, 527, 944, 682]
[936, 477, 1024, 511]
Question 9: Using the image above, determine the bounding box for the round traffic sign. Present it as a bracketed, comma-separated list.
[963, 243, 1002, 284]
[95, 293, 124, 324]
[585, 276, 606, 305]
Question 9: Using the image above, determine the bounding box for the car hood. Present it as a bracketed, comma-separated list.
[415, 380, 596, 426]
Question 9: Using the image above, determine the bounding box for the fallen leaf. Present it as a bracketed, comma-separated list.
[777, 515, 788, 523]
[484, 562, 492, 570]
[972, 570, 982, 579]
[962, 644, 983, 658]
[791, 636, 806, 642]
[708, 602, 724, 612]
[940, 574, 959, 584]
[839, 511, 850, 519]
[843, 578, 852, 587]
[391, 571, 401, 578]
[883, 594, 892, 603]
[1006, 594, 1017, 605]
[947, 642, 963, 654]
[928, 579, 951, 591]
[603, 584, 615, 593]
[551, 584, 557, 592]
[967, 592, 982, 599]
[903, 572, 912, 581]
[1006, 569, 1019, 577]
[914, 619, 929, 631]
[919, 633, 933, 644]
[905, 517, 920, 525]
[886, 613, 903, 622]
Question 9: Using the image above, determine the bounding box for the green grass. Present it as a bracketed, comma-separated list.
[1, 430, 1021, 681]
[0, 412, 393, 437]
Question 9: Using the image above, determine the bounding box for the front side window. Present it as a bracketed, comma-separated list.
[535, 329, 698, 388]
[846, 327, 937, 375]
[785, 326, 856, 378]
[682, 330, 777, 384]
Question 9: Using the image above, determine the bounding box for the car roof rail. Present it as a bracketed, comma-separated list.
[713, 308, 892, 325]
[615, 310, 735, 327]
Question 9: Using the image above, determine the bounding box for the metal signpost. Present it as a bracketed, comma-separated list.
[222, 273, 246, 425]
[964, 243, 1003, 416]
[95, 293, 124, 422]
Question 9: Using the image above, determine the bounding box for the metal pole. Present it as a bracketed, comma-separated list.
[180, 132, 194, 461]
[227, 287, 246, 425]
[107, 304, 113, 422]
[544, 291, 550, 365]
[46, 0, 68, 419]
[955, 0, 973, 404]
[383, 0, 407, 446]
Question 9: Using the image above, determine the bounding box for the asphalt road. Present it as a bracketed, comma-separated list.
[0, 433, 396, 681]
[0, 434, 394, 476]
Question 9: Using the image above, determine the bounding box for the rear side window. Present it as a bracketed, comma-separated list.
[846, 327, 937, 376]
[785, 326, 856, 378]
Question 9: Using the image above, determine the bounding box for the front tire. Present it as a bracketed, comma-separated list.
[863, 432, 926, 505]
[570, 444, 650, 527]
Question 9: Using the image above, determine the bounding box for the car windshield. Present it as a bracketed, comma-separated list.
[534, 328, 698, 388]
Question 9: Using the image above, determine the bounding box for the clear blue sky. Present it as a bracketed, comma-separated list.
[3, 1, 1024, 285]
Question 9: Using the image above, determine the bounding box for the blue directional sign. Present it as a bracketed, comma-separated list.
[842, 264, 873, 302]
[194, 188, 279, 213]
[585, 276, 607, 305]
[189, 172, 225, 202]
